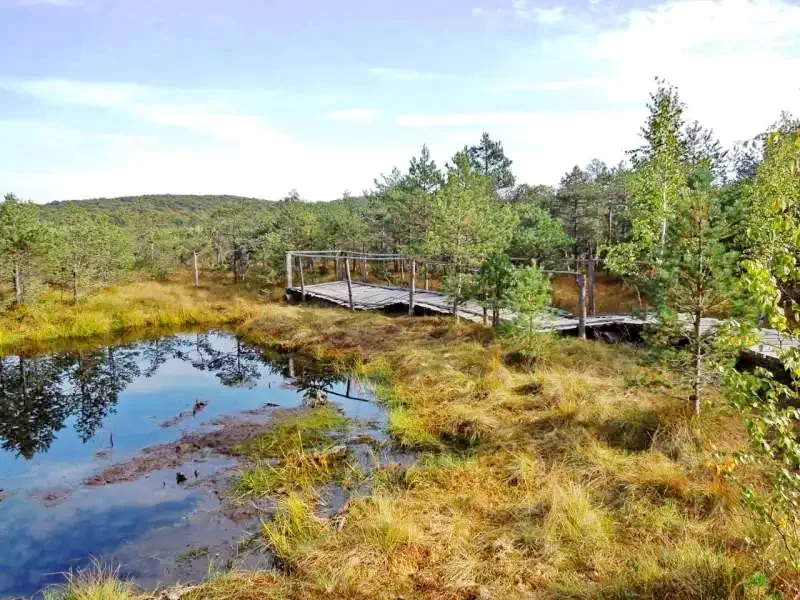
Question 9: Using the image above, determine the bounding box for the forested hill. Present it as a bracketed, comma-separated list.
[41, 194, 277, 225]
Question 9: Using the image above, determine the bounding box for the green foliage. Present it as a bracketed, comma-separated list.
[465, 132, 516, 190]
[508, 264, 552, 336]
[425, 153, 517, 314]
[474, 252, 517, 327]
[607, 78, 688, 275]
[646, 167, 746, 413]
[0, 193, 52, 305]
[722, 125, 800, 568]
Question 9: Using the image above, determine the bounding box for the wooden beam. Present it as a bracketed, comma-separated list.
[577, 273, 587, 340]
[409, 260, 416, 316]
[345, 258, 354, 311]
[587, 255, 596, 316]
[298, 256, 306, 300]
[285, 251, 293, 290]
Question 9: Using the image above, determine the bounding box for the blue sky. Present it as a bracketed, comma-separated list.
[1, 0, 798, 202]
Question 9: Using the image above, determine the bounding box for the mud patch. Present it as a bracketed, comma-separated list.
[86, 415, 271, 486]
[30, 487, 73, 507]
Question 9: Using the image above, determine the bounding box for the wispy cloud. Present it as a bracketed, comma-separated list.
[512, 0, 566, 24]
[327, 109, 381, 123]
[492, 77, 605, 92]
[16, 0, 84, 6]
[395, 110, 623, 128]
[0, 78, 284, 143]
[368, 67, 441, 81]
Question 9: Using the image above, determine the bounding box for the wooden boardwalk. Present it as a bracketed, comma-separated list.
[288, 280, 799, 370]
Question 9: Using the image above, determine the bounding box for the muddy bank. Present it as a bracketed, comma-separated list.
[85, 413, 275, 486]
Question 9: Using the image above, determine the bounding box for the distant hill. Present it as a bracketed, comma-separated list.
[41, 194, 278, 225]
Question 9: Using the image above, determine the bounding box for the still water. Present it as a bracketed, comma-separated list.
[0, 331, 382, 597]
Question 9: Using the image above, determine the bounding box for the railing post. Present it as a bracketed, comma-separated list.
[286, 251, 293, 291]
[588, 253, 596, 316]
[363, 256, 368, 282]
[577, 272, 587, 340]
[425, 265, 429, 291]
[298, 255, 306, 300]
[408, 260, 416, 316]
[345, 258, 354, 311]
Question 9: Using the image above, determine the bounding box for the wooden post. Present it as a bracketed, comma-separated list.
[588, 253, 596, 316]
[298, 256, 306, 300]
[192, 250, 200, 287]
[363, 257, 368, 282]
[345, 258, 354, 311]
[577, 272, 587, 340]
[425, 265, 429, 291]
[408, 260, 416, 316]
[285, 252, 293, 290]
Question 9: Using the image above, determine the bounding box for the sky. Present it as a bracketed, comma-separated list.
[0, 0, 798, 202]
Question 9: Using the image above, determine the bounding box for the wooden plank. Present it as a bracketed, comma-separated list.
[290, 278, 800, 370]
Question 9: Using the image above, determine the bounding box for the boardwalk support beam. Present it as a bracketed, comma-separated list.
[298, 256, 306, 300]
[577, 273, 587, 340]
[285, 252, 293, 294]
[345, 258, 354, 311]
[409, 260, 416, 316]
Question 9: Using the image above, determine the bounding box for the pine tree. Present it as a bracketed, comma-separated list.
[466, 133, 516, 191]
[424, 153, 517, 317]
[0, 194, 51, 305]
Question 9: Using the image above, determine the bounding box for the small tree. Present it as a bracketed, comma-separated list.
[424, 153, 517, 318]
[508, 265, 552, 337]
[0, 194, 50, 305]
[474, 252, 517, 328]
[723, 126, 800, 567]
[645, 167, 744, 415]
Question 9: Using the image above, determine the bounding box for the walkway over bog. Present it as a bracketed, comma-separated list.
[284, 250, 799, 373]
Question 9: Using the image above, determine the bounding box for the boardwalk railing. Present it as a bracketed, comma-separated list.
[286, 249, 592, 337]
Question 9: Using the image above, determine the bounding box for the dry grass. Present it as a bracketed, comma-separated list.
[205, 305, 792, 599]
[43, 562, 135, 600]
[0, 278, 273, 354]
[9, 283, 793, 599]
[234, 407, 354, 497]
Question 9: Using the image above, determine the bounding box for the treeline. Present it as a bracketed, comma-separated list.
[1, 80, 797, 321]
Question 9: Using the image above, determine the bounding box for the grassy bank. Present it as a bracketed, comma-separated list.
[17, 288, 793, 599]
[0, 279, 275, 353]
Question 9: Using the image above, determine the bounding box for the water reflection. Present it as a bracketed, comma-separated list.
[0, 332, 348, 460]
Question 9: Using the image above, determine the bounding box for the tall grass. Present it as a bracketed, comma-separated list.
[0, 279, 273, 352]
[19, 289, 792, 599]
[43, 562, 134, 600]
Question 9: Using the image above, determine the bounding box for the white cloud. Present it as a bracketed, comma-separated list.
[471, 6, 484, 15]
[580, 0, 800, 142]
[395, 109, 631, 130]
[0, 78, 285, 144]
[368, 67, 441, 81]
[492, 77, 605, 92]
[512, 0, 566, 24]
[327, 109, 381, 123]
[534, 6, 565, 23]
[0, 79, 411, 201]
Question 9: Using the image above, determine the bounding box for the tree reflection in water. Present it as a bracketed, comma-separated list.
[0, 332, 351, 459]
